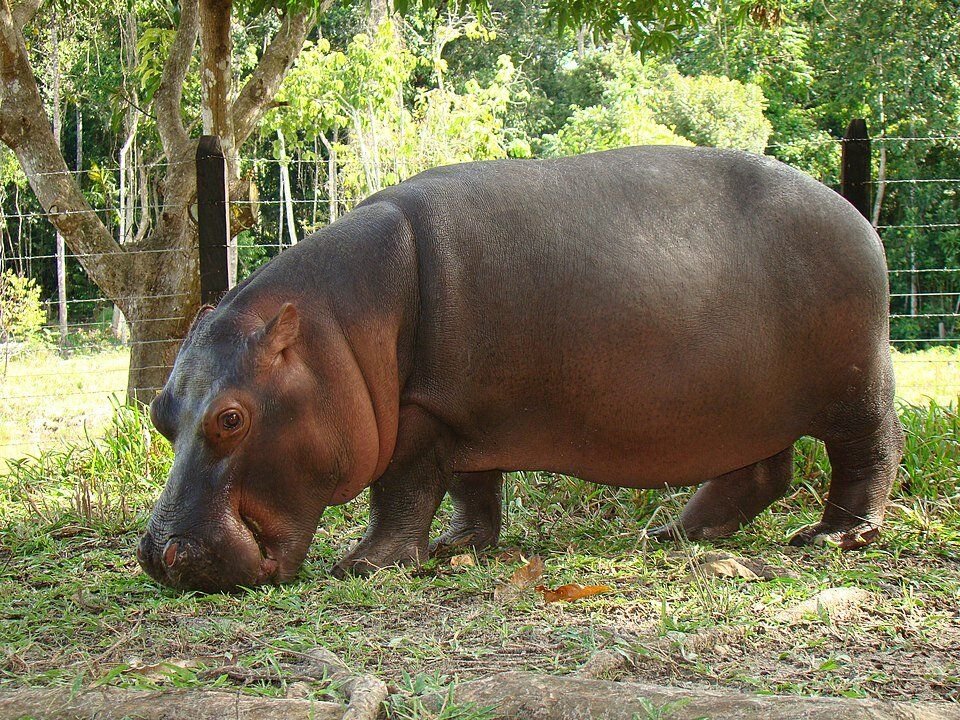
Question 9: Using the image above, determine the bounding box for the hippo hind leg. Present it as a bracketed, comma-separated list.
[430, 470, 503, 557]
[790, 404, 904, 550]
[647, 447, 794, 542]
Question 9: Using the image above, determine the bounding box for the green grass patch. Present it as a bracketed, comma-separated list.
[0, 348, 958, 708]
[0, 345, 129, 462]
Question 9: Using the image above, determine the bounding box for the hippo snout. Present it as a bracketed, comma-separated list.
[137, 526, 278, 593]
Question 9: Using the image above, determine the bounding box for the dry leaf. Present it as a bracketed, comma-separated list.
[124, 659, 199, 681]
[536, 583, 611, 603]
[496, 547, 524, 563]
[450, 553, 475, 568]
[684, 551, 795, 581]
[689, 557, 761, 581]
[493, 555, 544, 602]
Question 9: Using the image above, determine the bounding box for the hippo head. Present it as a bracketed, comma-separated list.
[137, 301, 362, 592]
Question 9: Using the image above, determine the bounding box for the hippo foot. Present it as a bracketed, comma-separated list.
[429, 526, 499, 558]
[331, 540, 427, 578]
[788, 521, 881, 550]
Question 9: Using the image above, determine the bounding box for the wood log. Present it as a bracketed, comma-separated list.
[0, 687, 344, 720]
[432, 671, 960, 720]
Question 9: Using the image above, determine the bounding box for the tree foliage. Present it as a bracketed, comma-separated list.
[0, 270, 46, 342]
[2, 0, 959, 387]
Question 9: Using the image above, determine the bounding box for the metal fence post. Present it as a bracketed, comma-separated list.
[840, 118, 871, 219]
[196, 135, 231, 306]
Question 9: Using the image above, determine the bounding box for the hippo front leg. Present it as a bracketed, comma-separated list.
[332, 451, 448, 578]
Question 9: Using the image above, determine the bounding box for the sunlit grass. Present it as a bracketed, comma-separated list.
[0, 345, 129, 463]
[892, 346, 960, 406]
[0, 345, 956, 704]
[0, 379, 957, 702]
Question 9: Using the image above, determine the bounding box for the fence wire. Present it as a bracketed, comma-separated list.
[2, 139, 959, 455]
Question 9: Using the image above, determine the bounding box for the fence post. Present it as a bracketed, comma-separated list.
[196, 135, 231, 306]
[840, 118, 871, 219]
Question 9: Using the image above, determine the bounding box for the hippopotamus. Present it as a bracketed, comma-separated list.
[137, 146, 904, 592]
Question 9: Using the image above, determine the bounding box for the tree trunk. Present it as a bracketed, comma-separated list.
[321, 130, 338, 223]
[871, 144, 886, 227]
[910, 247, 919, 317]
[198, 0, 237, 286]
[367, 0, 389, 29]
[75, 104, 82, 171]
[123, 257, 198, 405]
[277, 129, 297, 245]
[1, 0, 317, 404]
[114, 9, 140, 343]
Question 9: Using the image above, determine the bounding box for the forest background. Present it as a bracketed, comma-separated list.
[1, 0, 958, 451]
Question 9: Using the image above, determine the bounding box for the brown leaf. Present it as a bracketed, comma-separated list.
[689, 557, 761, 581]
[495, 547, 524, 563]
[123, 659, 200, 681]
[681, 551, 795, 581]
[450, 553, 475, 568]
[536, 583, 612, 603]
[493, 555, 544, 602]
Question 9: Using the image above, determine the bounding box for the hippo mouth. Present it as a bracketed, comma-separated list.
[239, 513, 281, 582]
[137, 511, 283, 592]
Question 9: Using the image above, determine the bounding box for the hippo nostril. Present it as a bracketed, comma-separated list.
[163, 539, 180, 568]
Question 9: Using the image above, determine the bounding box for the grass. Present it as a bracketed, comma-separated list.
[0, 343, 128, 462]
[0, 347, 958, 712]
[892, 346, 960, 406]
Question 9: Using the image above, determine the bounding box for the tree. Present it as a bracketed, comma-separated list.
[541, 50, 771, 156]
[0, 0, 316, 401]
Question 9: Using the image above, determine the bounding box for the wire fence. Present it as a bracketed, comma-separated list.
[2, 134, 959, 456]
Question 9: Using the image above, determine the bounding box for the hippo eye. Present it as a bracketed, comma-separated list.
[219, 410, 243, 433]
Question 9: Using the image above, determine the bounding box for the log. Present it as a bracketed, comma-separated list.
[432, 671, 960, 720]
[0, 687, 344, 720]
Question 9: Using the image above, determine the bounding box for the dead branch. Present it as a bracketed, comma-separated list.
[300, 648, 390, 720]
[432, 671, 960, 720]
[0, 687, 344, 720]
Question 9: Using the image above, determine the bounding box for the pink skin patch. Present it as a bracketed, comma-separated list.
[163, 541, 179, 568]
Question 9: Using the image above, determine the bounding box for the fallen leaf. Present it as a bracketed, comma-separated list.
[536, 583, 611, 603]
[496, 547, 524, 563]
[688, 557, 760, 581]
[684, 551, 796, 581]
[493, 555, 544, 602]
[450, 553, 475, 568]
[124, 659, 200, 681]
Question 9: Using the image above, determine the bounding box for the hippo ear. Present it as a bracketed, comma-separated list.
[181, 304, 215, 348]
[255, 303, 300, 367]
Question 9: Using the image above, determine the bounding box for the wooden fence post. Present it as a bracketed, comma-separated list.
[840, 118, 871, 219]
[196, 135, 231, 306]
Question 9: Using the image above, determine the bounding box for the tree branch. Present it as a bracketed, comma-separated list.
[0, 0, 130, 296]
[154, 0, 199, 159]
[232, 5, 318, 147]
[10, 0, 39, 25]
